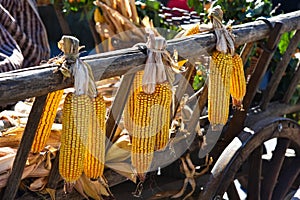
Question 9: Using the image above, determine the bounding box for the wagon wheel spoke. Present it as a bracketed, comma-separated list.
[247, 145, 263, 200]
[271, 155, 300, 200]
[261, 138, 290, 200]
[200, 118, 300, 200]
[227, 182, 241, 200]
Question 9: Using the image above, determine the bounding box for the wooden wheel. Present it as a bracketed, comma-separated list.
[200, 117, 300, 200]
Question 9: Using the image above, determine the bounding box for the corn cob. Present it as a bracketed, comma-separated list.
[208, 51, 233, 126]
[124, 70, 143, 134]
[130, 82, 172, 179]
[154, 83, 172, 150]
[230, 53, 246, 110]
[131, 90, 157, 181]
[183, 23, 200, 36]
[84, 94, 106, 179]
[31, 90, 64, 153]
[59, 93, 92, 182]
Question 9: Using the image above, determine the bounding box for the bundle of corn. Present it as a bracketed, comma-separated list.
[93, 0, 154, 51]
[123, 30, 183, 186]
[207, 6, 246, 128]
[57, 36, 106, 183]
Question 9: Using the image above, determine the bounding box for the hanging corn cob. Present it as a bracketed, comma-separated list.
[84, 94, 106, 179]
[208, 51, 232, 126]
[31, 89, 64, 153]
[154, 83, 172, 150]
[59, 93, 91, 182]
[128, 30, 182, 186]
[57, 36, 106, 183]
[131, 91, 157, 180]
[207, 6, 246, 128]
[230, 53, 246, 110]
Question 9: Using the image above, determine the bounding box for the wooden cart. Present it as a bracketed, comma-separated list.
[0, 10, 299, 200]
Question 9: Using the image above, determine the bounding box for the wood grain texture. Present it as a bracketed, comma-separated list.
[0, 11, 300, 105]
[1, 95, 47, 199]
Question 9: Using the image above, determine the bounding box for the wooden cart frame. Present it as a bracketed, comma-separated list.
[0, 10, 300, 200]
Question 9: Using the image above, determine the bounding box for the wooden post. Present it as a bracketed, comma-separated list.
[1, 95, 47, 199]
[105, 73, 135, 142]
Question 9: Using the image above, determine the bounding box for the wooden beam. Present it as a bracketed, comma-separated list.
[0, 11, 300, 105]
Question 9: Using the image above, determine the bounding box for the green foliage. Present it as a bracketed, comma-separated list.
[187, 0, 273, 24]
[278, 31, 296, 55]
[192, 74, 205, 90]
[62, 0, 94, 12]
[50, 0, 95, 19]
[192, 63, 207, 90]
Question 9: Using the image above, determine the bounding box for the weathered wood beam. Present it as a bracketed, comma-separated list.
[0, 11, 300, 105]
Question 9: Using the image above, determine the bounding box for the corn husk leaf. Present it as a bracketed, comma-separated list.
[105, 162, 136, 183]
[73, 178, 90, 200]
[45, 188, 56, 200]
[0, 172, 10, 189]
[74, 174, 111, 199]
[105, 134, 131, 162]
[29, 177, 47, 191]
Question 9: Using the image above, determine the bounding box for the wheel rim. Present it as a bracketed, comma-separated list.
[200, 117, 300, 200]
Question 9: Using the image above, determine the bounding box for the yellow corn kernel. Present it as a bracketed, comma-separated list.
[31, 90, 64, 153]
[124, 70, 143, 134]
[154, 83, 172, 151]
[131, 91, 157, 181]
[230, 53, 246, 109]
[208, 51, 233, 127]
[183, 23, 200, 36]
[59, 93, 92, 182]
[84, 94, 106, 179]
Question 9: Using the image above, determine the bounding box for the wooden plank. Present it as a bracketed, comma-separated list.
[227, 182, 241, 200]
[247, 146, 262, 200]
[240, 42, 255, 66]
[105, 73, 135, 141]
[1, 95, 47, 199]
[0, 11, 300, 105]
[261, 30, 300, 109]
[245, 102, 300, 127]
[271, 156, 300, 200]
[261, 138, 290, 200]
[282, 60, 300, 103]
[172, 62, 195, 118]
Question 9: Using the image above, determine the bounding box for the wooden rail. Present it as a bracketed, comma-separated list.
[0, 11, 300, 105]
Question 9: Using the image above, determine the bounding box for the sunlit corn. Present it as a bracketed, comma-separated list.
[84, 94, 106, 179]
[183, 23, 200, 36]
[59, 93, 91, 182]
[154, 83, 172, 150]
[230, 53, 246, 109]
[31, 90, 64, 153]
[131, 91, 157, 179]
[124, 70, 143, 134]
[131, 83, 172, 180]
[208, 51, 233, 126]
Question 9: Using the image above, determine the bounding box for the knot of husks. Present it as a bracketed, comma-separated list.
[142, 30, 169, 94]
[58, 35, 97, 98]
